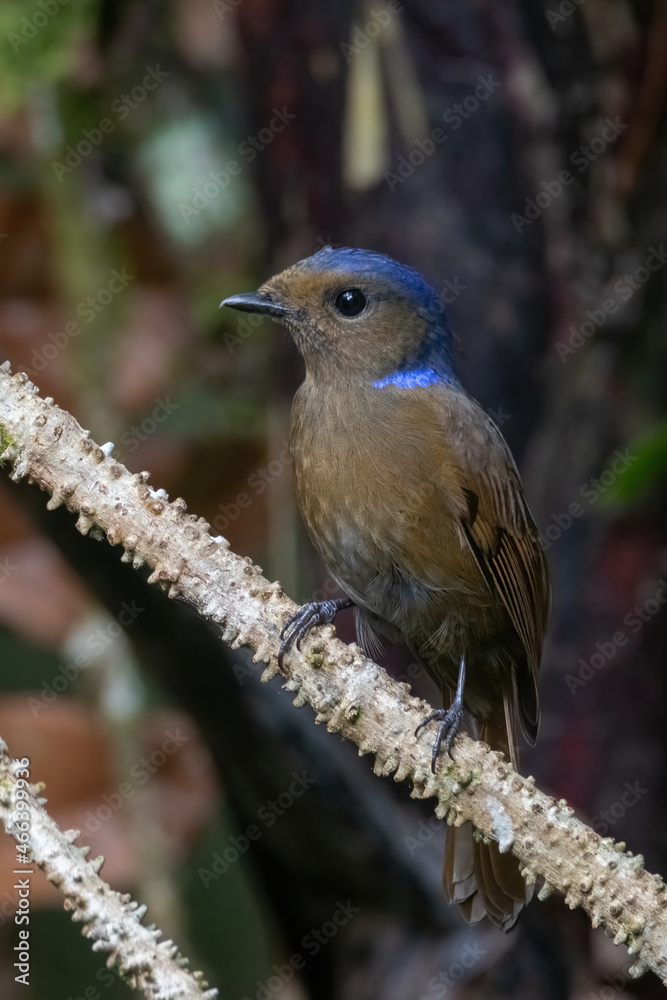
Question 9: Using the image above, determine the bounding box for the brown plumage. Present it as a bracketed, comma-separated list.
[222, 246, 550, 931]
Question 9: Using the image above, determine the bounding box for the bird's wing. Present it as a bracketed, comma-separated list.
[435, 389, 550, 742]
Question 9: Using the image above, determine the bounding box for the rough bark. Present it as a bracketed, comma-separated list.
[0, 362, 665, 987]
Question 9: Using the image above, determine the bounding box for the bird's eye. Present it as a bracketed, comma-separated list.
[334, 288, 367, 317]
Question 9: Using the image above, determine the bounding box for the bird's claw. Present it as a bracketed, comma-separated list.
[415, 702, 465, 773]
[278, 600, 343, 669]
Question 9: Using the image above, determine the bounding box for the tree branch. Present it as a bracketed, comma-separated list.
[0, 739, 218, 998]
[0, 363, 665, 987]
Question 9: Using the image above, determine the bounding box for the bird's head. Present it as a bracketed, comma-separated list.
[221, 247, 459, 387]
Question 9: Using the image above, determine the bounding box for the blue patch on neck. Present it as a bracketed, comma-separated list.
[374, 367, 445, 389]
[298, 246, 461, 390]
[373, 328, 459, 390]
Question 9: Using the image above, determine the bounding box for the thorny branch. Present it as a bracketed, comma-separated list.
[0, 741, 218, 999]
[0, 363, 665, 987]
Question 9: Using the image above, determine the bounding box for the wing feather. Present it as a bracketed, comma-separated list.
[444, 394, 550, 742]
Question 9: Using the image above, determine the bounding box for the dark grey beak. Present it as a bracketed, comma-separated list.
[220, 292, 289, 319]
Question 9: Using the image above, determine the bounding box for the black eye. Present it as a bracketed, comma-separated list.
[334, 288, 367, 317]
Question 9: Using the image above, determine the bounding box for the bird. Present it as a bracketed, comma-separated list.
[222, 246, 550, 931]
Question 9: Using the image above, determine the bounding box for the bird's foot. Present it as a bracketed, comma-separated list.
[415, 702, 464, 773]
[278, 598, 352, 669]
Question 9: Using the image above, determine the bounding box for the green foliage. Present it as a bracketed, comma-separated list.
[137, 115, 256, 248]
[183, 809, 273, 998]
[170, 383, 267, 438]
[0, 1, 95, 112]
[0, 423, 16, 463]
[30, 909, 134, 1000]
[601, 421, 667, 506]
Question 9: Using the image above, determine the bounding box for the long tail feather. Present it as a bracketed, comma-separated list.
[443, 707, 531, 931]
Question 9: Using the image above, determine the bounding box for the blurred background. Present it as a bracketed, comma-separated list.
[0, 0, 665, 997]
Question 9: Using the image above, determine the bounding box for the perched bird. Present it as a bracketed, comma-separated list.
[222, 247, 550, 931]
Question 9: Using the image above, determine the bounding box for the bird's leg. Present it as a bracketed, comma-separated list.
[279, 597, 354, 668]
[415, 655, 466, 773]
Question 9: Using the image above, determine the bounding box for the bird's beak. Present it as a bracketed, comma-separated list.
[220, 291, 289, 319]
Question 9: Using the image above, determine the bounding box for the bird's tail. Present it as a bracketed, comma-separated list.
[443, 697, 532, 931]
